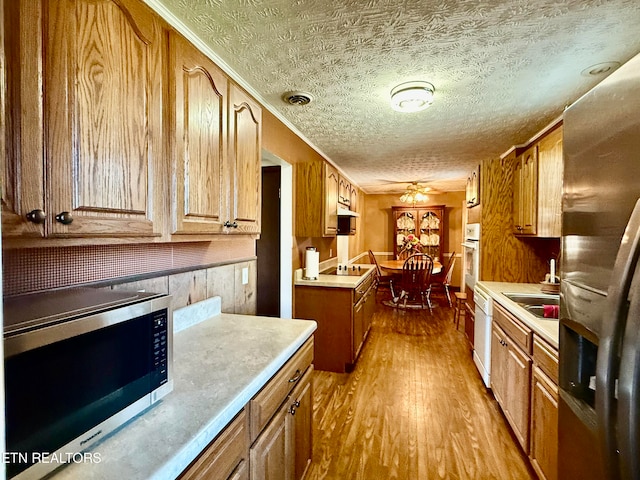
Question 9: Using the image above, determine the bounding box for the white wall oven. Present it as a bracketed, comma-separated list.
[462, 223, 480, 290]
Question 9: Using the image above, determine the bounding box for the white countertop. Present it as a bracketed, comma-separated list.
[475, 281, 559, 348]
[51, 300, 316, 480]
[294, 263, 375, 288]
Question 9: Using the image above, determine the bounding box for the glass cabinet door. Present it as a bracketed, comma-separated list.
[395, 211, 416, 258]
[419, 210, 441, 261]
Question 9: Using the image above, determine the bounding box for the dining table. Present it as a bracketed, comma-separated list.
[379, 259, 442, 275]
[378, 258, 443, 310]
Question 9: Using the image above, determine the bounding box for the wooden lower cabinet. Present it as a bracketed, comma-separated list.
[530, 366, 558, 480]
[179, 338, 314, 480]
[530, 335, 559, 480]
[250, 401, 293, 480]
[504, 338, 532, 451]
[249, 338, 314, 480]
[179, 410, 249, 480]
[491, 321, 531, 452]
[295, 272, 376, 372]
[491, 304, 532, 453]
[250, 368, 312, 480]
[491, 302, 559, 480]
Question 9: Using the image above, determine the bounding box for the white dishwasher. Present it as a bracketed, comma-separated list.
[473, 285, 493, 388]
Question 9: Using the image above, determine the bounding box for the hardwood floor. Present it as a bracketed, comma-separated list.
[305, 295, 536, 480]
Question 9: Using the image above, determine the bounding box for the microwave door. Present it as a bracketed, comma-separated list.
[596, 198, 640, 480]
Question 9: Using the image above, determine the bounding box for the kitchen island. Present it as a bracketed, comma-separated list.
[294, 264, 376, 372]
[50, 297, 316, 480]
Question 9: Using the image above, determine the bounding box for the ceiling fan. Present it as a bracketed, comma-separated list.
[364, 179, 444, 194]
[398, 181, 443, 204]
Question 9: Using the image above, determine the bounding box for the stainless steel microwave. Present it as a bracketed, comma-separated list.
[3, 288, 173, 479]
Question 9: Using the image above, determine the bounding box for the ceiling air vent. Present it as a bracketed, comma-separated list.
[282, 91, 313, 106]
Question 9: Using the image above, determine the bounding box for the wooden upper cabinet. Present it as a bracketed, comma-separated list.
[169, 31, 227, 236]
[1, 0, 46, 238]
[349, 184, 358, 213]
[338, 175, 350, 208]
[513, 145, 538, 235]
[512, 123, 563, 238]
[536, 125, 563, 237]
[44, 0, 165, 238]
[295, 160, 338, 237]
[324, 164, 339, 235]
[228, 83, 262, 234]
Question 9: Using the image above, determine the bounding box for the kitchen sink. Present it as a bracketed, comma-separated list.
[502, 293, 559, 306]
[502, 292, 560, 319]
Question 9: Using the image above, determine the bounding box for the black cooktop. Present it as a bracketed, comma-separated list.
[323, 266, 365, 276]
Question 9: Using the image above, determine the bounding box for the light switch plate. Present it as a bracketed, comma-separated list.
[242, 267, 249, 285]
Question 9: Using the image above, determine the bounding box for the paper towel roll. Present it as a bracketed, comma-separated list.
[304, 248, 319, 280]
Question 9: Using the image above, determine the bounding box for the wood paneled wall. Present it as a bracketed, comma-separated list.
[479, 154, 560, 283]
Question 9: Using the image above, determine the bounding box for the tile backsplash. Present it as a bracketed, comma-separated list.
[3, 238, 255, 297]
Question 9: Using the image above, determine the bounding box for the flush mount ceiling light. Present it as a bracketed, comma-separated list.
[399, 182, 432, 205]
[390, 81, 435, 113]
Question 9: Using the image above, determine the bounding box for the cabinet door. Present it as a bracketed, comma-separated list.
[393, 207, 417, 259]
[228, 83, 261, 234]
[490, 324, 508, 407]
[1, 0, 45, 238]
[530, 366, 558, 480]
[179, 410, 249, 480]
[169, 32, 227, 235]
[536, 126, 563, 238]
[505, 340, 532, 452]
[363, 284, 376, 336]
[291, 369, 313, 480]
[418, 206, 444, 262]
[514, 145, 538, 235]
[45, 0, 164, 238]
[522, 145, 538, 235]
[323, 163, 339, 236]
[353, 296, 365, 360]
[349, 185, 358, 213]
[250, 401, 294, 480]
[512, 156, 524, 234]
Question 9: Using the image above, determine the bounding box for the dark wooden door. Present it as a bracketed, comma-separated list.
[257, 166, 281, 316]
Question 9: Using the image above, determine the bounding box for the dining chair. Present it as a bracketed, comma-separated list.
[396, 253, 434, 310]
[430, 252, 456, 307]
[368, 250, 397, 299]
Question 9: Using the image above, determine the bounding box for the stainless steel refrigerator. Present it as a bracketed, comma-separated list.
[560, 51, 640, 480]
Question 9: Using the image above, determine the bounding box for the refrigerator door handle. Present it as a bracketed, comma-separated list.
[596, 197, 640, 479]
[618, 271, 640, 480]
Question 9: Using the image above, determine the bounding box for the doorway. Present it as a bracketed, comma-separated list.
[258, 151, 293, 318]
[257, 166, 281, 316]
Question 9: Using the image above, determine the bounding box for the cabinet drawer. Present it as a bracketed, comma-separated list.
[533, 335, 559, 384]
[354, 273, 375, 304]
[179, 409, 248, 480]
[494, 303, 532, 353]
[250, 338, 314, 441]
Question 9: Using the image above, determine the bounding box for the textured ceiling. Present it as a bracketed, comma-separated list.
[152, 0, 640, 194]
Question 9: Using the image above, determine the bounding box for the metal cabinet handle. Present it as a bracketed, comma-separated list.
[232, 222, 238, 228]
[288, 369, 302, 383]
[289, 400, 301, 415]
[223, 221, 239, 228]
[26, 209, 46, 224]
[55, 211, 73, 225]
